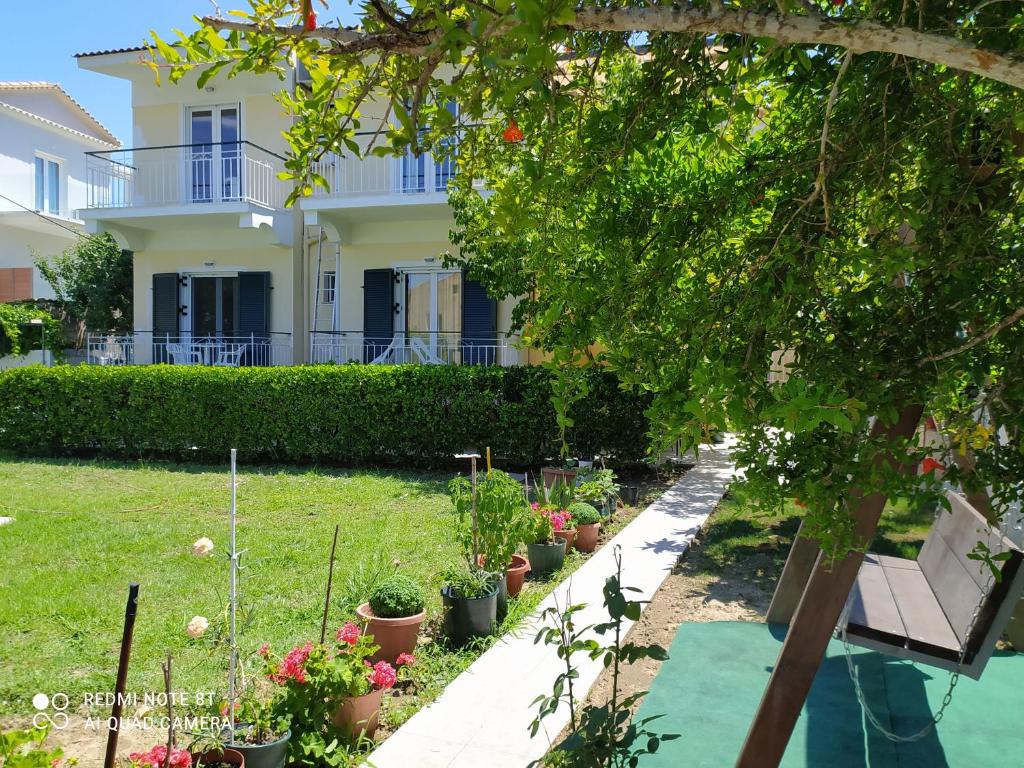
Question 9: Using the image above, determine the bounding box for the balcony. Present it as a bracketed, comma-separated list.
[85, 332, 293, 367]
[81, 142, 291, 248]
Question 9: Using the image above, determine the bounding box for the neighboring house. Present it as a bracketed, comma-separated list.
[0, 82, 120, 302]
[76, 47, 525, 367]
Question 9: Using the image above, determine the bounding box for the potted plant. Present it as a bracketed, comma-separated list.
[553, 508, 576, 551]
[450, 469, 532, 607]
[188, 733, 247, 768]
[575, 468, 620, 518]
[356, 572, 426, 664]
[224, 688, 290, 768]
[440, 565, 499, 646]
[568, 502, 602, 552]
[264, 626, 397, 748]
[541, 465, 578, 492]
[127, 744, 194, 768]
[526, 505, 568, 575]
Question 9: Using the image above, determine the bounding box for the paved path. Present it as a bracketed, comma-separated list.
[368, 442, 736, 768]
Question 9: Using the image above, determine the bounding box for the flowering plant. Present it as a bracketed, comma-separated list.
[126, 744, 191, 768]
[261, 624, 397, 755]
[529, 504, 573, 543]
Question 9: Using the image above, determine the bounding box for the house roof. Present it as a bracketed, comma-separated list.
[74, 45, 148, 58]
[0, 82, 120, 146]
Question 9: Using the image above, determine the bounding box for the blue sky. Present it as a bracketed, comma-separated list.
[0, 1, 360, 144]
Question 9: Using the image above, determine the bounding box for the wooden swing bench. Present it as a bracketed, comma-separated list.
[842, 491, 1024, 680]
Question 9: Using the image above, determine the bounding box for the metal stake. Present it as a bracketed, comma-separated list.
[227, 448, 238, 744]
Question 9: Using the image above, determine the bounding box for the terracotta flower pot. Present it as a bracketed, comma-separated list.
[554, 527, 576, 551]
[332, 688, 383, 738]
[574, 523, 600, 553]
[356, 602, 426, 665]
[505, 554, 530, 598]
[191, 747, 245, 768]
[542, 467, 578, 490]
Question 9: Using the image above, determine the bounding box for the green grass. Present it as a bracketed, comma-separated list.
[0, 455, 628, 725]
[0, 456, 467, 716]
[694, 494, 935, 590]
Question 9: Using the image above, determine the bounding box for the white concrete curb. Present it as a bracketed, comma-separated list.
[367, 442, 736, 767]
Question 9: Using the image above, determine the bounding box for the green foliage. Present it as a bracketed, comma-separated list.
[529, 548, 677, 767]
[450, 468, 532, 572]
[575, 469, 619, 506]
[369, 573, 425, 618]
[441, 565, 496, 599]
[567, 502, 601, 526]
[0, 726, 70, 768]
[0, 365, 650, 465]
[0, 304, 62, 360]
[336, 551, 398, 618]
[34, 233, 132, 332]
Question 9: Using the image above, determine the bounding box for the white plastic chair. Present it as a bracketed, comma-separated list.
[213, 344, 247, 367]
[166, 343, 202, 365]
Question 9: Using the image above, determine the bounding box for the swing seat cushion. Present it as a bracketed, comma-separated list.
[847, 554, 962, 662]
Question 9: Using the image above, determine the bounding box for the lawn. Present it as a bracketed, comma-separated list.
[0, 455, 658, 724]
[0, 456, 466, 716]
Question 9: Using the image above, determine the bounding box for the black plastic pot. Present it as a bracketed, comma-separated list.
[492, 573, 509, 622]
[230, 729, 290, 768]
[527, 540, 567, 576]
[621, 485, 640, 506]
[441, 583, 498, 646]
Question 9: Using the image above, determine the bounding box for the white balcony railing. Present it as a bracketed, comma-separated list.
[85, 142, 287, 210]
[86, 332, 293, 367]
[310, 331, 521, 366]
[309, 129, 472, 199]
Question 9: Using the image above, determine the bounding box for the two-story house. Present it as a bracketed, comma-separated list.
[76, 47, 524, 367]
[0, 82, 120, 302]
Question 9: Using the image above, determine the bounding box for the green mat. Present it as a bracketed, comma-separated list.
[634, 621, 1024, 767]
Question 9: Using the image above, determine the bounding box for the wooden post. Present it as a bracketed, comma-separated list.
[737, 405, 923, 767]
[103, 583, 139, 768]
[765, 522, 819, 625]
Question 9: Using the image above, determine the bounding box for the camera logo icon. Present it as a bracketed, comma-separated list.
[31, 693, 69, 730]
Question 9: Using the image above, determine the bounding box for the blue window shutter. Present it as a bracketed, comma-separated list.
[363, 269, 395, 362]
[461, 274, 497, 365]
[239, 272, 270, 339]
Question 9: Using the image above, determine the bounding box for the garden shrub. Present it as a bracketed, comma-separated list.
[369, 574, 426, 618]
[567, 502, 601, 526]
[0, 303, 62, 359]
[0, 365, 651, 465]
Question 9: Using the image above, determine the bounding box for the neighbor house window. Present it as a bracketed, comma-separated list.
[34, 156, 62, 215]
[320, 271, 336, 304]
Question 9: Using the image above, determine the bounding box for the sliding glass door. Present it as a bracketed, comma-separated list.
[188, 105, 240, 203]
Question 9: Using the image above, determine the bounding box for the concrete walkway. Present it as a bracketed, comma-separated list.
[368, 442, 736, 768]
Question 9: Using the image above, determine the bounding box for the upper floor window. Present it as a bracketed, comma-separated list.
[34, 155, 62, 216]
[320, 271, 337, 304]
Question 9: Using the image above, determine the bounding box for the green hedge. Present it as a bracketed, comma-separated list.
[0, 365, 650, 466]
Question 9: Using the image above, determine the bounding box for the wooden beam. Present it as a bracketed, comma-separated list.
[766, 521, 819, 625]
[736, 404, 923, 767]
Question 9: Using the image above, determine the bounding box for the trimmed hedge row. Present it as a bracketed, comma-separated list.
[0, 365, 650, 466]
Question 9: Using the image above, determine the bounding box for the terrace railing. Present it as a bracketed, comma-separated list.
[85, 142, 287, 210]
[309, 331, 521, 366]
[86, 332, 293, 367]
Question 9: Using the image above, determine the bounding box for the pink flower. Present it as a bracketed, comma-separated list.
[531, 502, 540, 510]
[369, 660, 397, 690]
[257, 642, 270, 657]
[268, 641, 313, 685]
[336, 622, 361, 646]
[129, 745, 192, 768]
[396, 652, 416, 667]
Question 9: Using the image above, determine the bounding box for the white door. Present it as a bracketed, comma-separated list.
[404, 270, 461, 362]
[188, 105, 241, 203]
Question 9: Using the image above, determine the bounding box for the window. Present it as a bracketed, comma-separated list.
[320, 271, 336, 304]
[34, 156, 61, 215]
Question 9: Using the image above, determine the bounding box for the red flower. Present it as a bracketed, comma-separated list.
[305, 10, 317, 30]
[369, 660, 397, 690]
[921, 457, 945, 475]
[396, 652, 416, 667]
[336, 622, 361, 646]
[502, 120, 524, 143]
[257, 642, 270, 657]
[129, 745, 192, 768]
[268, 641, 313, 685]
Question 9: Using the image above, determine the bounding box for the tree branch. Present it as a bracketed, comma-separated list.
[917, 306, 1024, 367]
[202, 4, 1024, 89]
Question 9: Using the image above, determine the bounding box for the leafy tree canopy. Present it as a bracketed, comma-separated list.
[35, 233, 133, 333]
[157, 1, 1024, 557]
